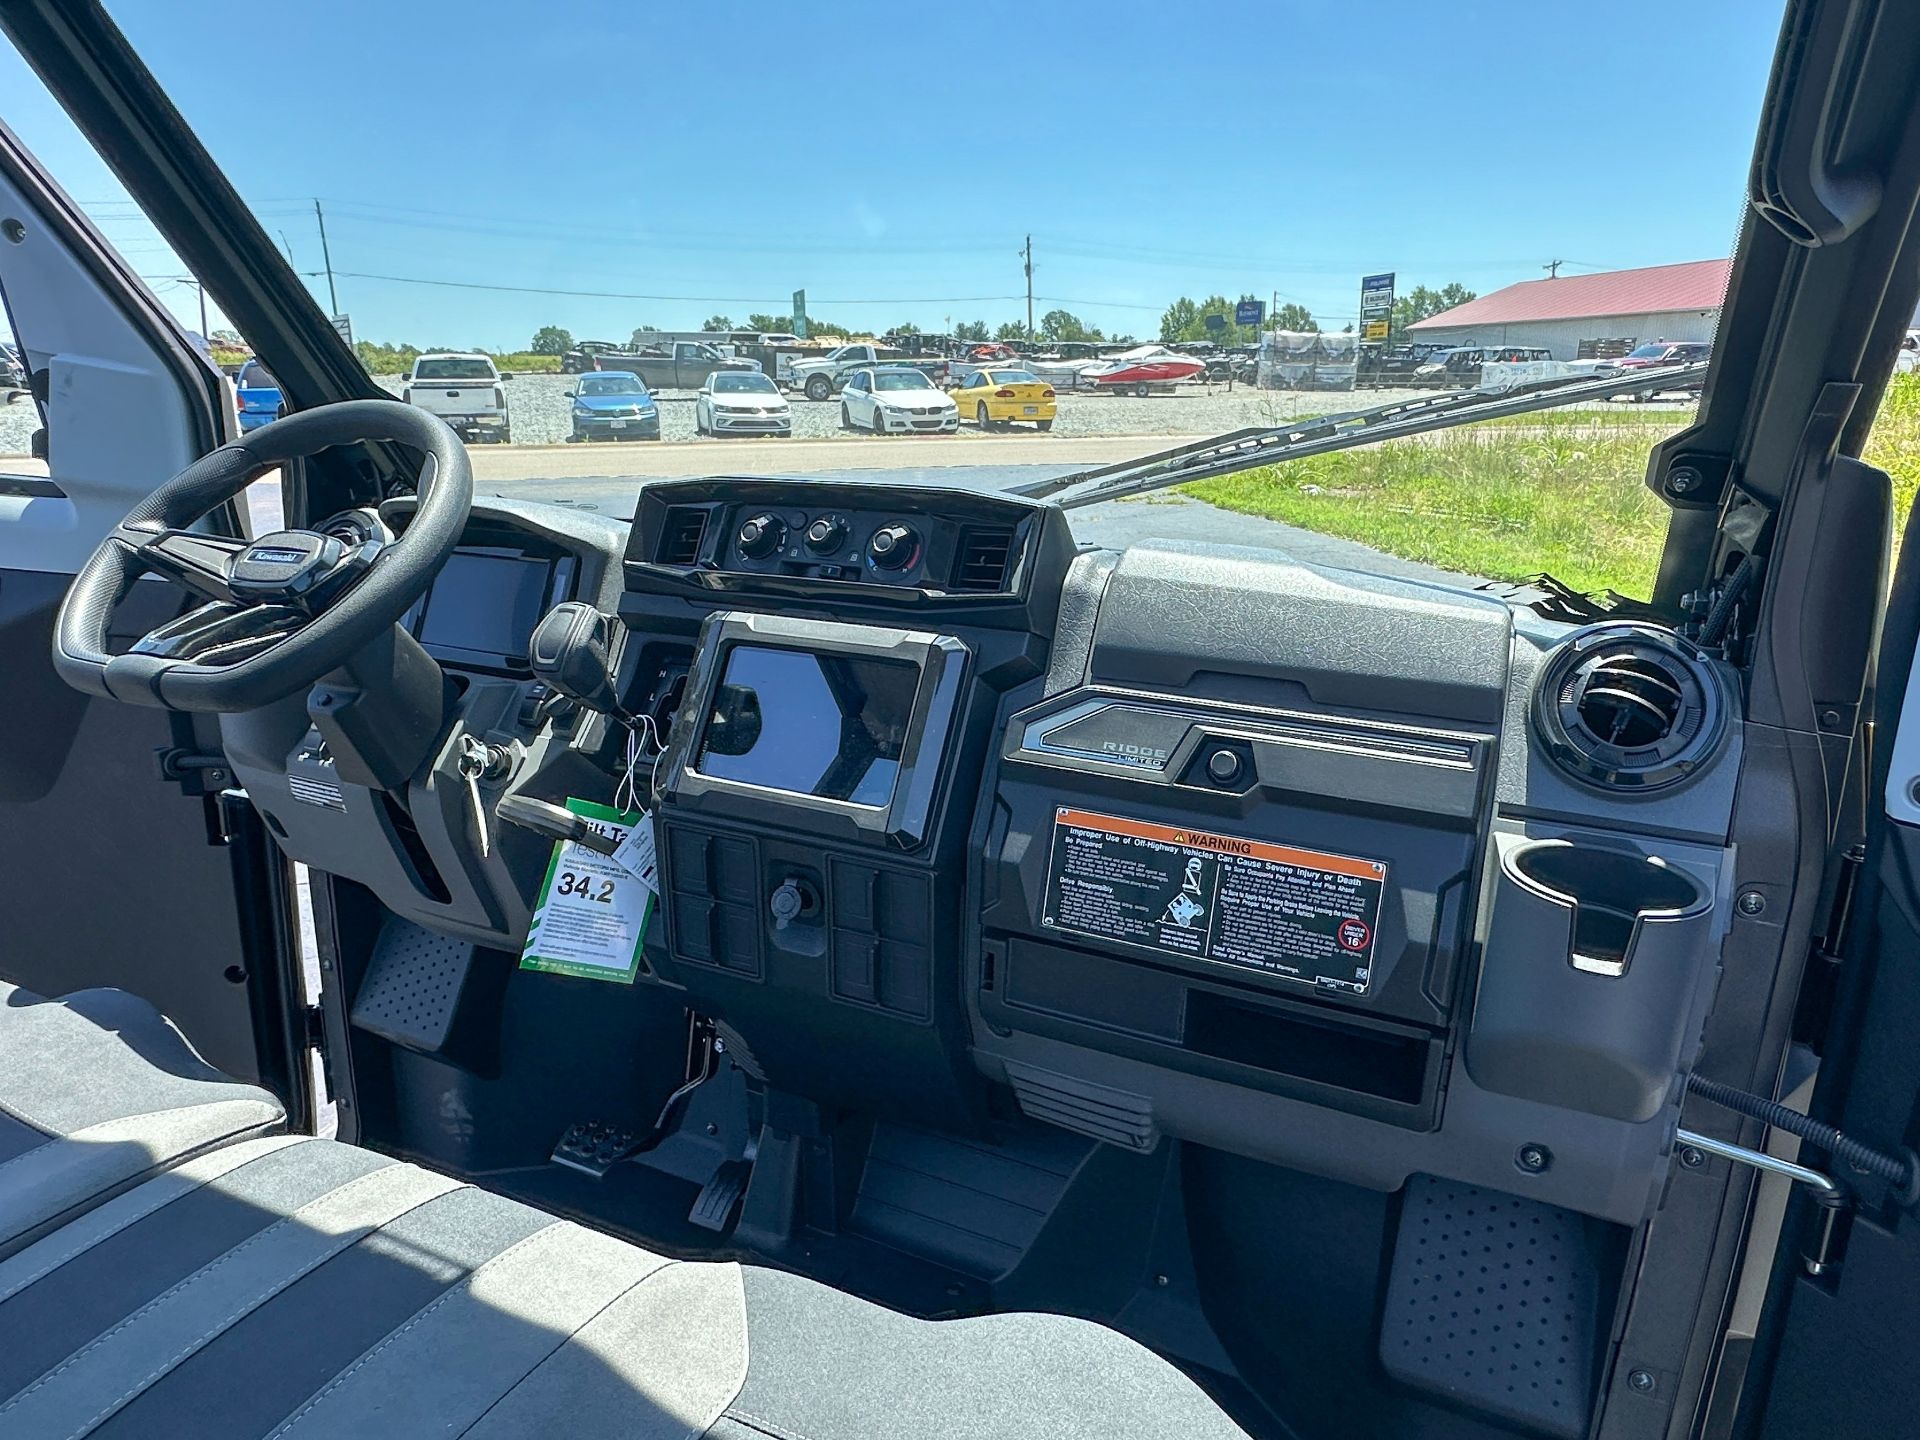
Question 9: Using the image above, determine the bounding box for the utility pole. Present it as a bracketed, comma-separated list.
[1544, 258, 1564, 279]
[314, 198, 339, 315]
[1023, 235, 1033, 340]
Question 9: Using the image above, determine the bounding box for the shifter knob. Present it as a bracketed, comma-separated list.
[528, 601, 622, 714]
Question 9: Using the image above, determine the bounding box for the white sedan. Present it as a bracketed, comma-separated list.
[839, 367, 959, 434]
[694, 370, 792, 437]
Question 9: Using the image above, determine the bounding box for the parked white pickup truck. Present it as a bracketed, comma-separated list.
[400, 352, 512, 443]
[784, 343, 947, 402]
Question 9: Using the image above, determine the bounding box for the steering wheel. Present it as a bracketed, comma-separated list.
[52, 399, 471, 713]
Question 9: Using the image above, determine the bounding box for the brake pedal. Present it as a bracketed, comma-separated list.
[690, 1159, 752, 1232]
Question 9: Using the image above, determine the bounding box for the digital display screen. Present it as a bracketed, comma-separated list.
[414, 550, 555, 662]
[694, 644, 922, 806]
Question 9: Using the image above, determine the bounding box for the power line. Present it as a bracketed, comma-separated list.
[304, 269, 1026, 307]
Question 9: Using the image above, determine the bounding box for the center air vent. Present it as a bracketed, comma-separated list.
[952, 525, 1016, 592]
[656, 507, 709, 566]
[1532, 623, 1726, 792]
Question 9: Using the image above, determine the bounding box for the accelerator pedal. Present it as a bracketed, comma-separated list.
[690, 1159, 753, 1232]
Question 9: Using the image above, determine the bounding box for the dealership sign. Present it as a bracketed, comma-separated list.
[792, 289, 808, 340]
[1235, 298, 1266, 327]
[1359, 273, 1394, 341]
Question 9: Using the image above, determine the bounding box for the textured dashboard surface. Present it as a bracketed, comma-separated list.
[1087, 542, 1514, 723]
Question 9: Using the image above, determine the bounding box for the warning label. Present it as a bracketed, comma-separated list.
[1041, 807, 1385, 994]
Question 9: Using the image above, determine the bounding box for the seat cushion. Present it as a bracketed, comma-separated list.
[0, 1134, 1251, 1439]
[0, 981, 285, 1257]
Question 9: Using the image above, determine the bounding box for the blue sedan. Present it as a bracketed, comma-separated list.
[233, 358, 283, 432]
[568, 370, 660, 441]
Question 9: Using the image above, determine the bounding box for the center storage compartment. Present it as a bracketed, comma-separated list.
[992, 937, 1445, 1128]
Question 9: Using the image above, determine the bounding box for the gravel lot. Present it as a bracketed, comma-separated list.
[369, 373, 1439, 449]
[0, 373, 1695, 458]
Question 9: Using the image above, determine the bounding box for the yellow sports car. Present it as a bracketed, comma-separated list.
[953, 367, 1056, 430]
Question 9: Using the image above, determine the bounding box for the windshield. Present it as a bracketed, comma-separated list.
[989, 371, 1040, 385]
[579, 374, 644, 396]
[237, 361, 279, 390]
[8, 5, 1809, 600]
[714, 373, 777, 394]
[413, 358, 494, 381]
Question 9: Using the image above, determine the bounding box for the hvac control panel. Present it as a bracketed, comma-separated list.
[622, 478, 1067, 602]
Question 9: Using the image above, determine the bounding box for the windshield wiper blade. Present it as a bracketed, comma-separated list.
[1015, 361, 1709, 510]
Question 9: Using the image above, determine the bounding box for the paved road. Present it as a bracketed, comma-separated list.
[463, 432, 1200, 483]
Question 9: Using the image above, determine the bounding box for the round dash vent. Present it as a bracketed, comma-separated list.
[1533, 623, 1726, 792]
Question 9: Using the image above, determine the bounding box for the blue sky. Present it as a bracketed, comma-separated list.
[1, 1, 1783, 347]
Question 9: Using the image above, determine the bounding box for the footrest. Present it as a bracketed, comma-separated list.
[690, 1159, 752, 1232]
[552, 1120, 642, 1178]
[1380, 1174, 1603, 1440]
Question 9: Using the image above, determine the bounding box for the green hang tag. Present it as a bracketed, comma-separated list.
[519, 799, 654, 984]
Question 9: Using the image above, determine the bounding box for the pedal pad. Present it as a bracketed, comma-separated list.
[689, 1159, 752, 1232]
[552, 1120, 642, 1178]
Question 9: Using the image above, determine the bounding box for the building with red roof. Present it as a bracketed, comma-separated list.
[1407, 259, 1730, 359]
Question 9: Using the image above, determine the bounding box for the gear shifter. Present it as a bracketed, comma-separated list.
[529, 601, 623, 714]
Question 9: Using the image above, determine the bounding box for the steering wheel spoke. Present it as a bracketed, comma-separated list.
[116, 524, 245, 603]
[128, 598, 307, 664]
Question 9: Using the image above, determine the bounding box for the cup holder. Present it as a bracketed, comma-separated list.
[1506, 842, 1705, 976]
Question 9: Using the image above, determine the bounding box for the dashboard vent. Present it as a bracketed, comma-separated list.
[952, 525, 1016, 592]
[656, 507, 709, 567]
[1532, 623, 1726, 792]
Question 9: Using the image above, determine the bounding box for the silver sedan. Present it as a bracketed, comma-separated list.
[695, 370, 793, 437]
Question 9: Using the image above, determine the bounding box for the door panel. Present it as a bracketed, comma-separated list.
[0, 83, 296, 1099]
[0, 569, 273, 1082]
[1747, 467, 1920, 1435]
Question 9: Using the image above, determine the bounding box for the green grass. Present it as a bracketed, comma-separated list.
[1469, 405, 1696, 429]
[1867, 370, 1920, 525]
[351, 342, 560, 376]
[1183, 378, 1920, 596]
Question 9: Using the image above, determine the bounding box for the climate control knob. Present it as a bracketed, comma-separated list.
[866, 522, 919, 571]
[736, 512, 786, 559]
[804, 515, 849, 553]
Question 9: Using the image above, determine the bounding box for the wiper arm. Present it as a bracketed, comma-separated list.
[1015, 362, 1709, 510]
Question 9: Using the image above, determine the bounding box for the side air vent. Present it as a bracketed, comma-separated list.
[952, 525, 1016, 592]
[1532, 623, 1727, 793]
[656, 507, 709, 566]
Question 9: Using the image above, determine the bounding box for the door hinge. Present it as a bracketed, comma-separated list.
[304, 1004, 327, 1053]
[1795, 843, 1865, 1050]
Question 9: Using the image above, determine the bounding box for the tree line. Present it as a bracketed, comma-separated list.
[514, 282, 1480, 361]
[1154, 283, 1477, 346]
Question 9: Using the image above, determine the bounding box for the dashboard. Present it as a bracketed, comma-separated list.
[237, 477, 1743, 1229]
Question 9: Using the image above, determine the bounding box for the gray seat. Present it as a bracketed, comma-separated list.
[0, 981, 285, 1259]
[0, 1137, 1251, 1438]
